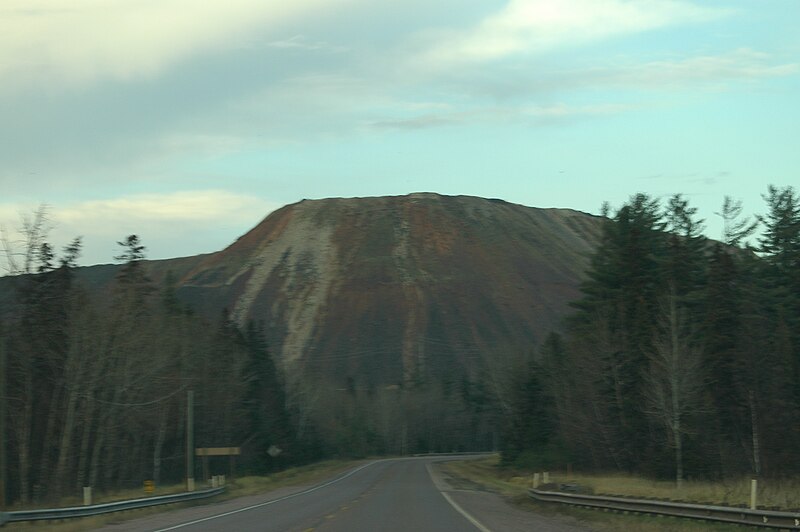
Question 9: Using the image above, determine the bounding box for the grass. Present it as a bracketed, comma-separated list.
[440, 456, 800, 532]
[539, 472, 800, 510]
[3, 459, 361, 531]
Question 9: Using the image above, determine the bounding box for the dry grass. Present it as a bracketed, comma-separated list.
[446, 456, 800, 510]
[441, 456, 799, 532]
[537, 472, 800, 510]
[225, 459, 359, 498]
[3, 459, 360, 531]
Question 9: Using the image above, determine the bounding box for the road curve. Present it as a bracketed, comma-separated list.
[96, 456, 590, 532]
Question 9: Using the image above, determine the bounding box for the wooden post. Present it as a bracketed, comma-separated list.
[750, 479, 757, 509]
[533, 473, 540, 488]
[186, 391, 194, 492]
[83, 487, 92, 506]
[0, 333, 6, 509]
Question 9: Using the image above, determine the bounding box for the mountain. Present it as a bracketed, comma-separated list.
[168, 193, 604, 386]
[0, 193, 606, 456]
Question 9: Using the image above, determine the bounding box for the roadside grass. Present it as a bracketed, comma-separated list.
[441, 456, 798, 532]
[223, 459, 360, 498]
[3, 459, 360, 531]
[540, 472, 800, 510]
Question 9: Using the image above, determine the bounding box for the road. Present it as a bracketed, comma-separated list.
[97, 456, 590, 531]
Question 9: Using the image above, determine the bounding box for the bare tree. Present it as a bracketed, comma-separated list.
[1, 205, 52, 275]
[644, 287, 706, 488]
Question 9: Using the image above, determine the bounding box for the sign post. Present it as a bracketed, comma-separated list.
[195, 448, 241, 484]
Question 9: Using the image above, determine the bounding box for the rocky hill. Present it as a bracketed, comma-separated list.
[0, 193, 604, 388]
[169, 193, 604, 386]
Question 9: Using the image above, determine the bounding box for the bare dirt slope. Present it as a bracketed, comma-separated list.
[173, 193, 604, 386]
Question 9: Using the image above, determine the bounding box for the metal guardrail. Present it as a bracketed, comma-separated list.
[0, 486, 225, 526]
[411, 452, 496, 457]
[529, 488, 800, 529]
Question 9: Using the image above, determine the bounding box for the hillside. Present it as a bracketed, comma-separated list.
[0, 192, 608, 467]
[171, 193, 604, 386]
[0, 194, 603, 388]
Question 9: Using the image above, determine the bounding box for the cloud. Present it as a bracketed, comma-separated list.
[523, 102, 632, 117]
[419, 0, 727, 66]
[0, 0, 353, 89]
[594, 48, 799, 88]
[452, 48, 799, 100]
[54, 190, 276, 225]
[0, 191, 281, 266]
[369, 102, 633, 129]
[262, 34, 349, 53]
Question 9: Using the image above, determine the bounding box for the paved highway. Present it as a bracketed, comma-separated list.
[97, 456, 589, 531]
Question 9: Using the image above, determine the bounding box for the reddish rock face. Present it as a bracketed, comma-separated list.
[173, 193, 605, 387]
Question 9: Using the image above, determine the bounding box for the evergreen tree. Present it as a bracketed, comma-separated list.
[571, 193, 666, 470]
[242, 321, 292, 472]
[752, 186, 800, 473]
[715, 196, 758, 248]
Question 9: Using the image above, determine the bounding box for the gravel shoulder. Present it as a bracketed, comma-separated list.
[432, 461, 594, 532]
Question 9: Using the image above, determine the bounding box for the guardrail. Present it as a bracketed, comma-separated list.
[411, 451, 496, 457]
[0, 486, 225, 526]
[529, 488, 800, 529]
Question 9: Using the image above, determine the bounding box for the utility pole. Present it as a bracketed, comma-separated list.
[186, 390, 194, 492]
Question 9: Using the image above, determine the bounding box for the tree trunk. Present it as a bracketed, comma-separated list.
[153, 407, 169, 486]
[749, 389, 761, 476]
[673, 412, 683, 489]
[38, 385, 64, 500]
[76, 397, 96, 491]
[54, 386, 80, 497]
[15, 372, 34, 504]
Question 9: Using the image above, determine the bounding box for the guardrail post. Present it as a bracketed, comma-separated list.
[750, 479, 757, 509]
[543, 471, 550, 484]
[83, 487, 92, 506]
[533, 473, 540, 488]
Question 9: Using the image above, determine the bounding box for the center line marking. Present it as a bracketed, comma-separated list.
[155, 460, 379, 531]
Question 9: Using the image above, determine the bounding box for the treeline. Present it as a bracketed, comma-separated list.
[504, 186, 800, 483]
[0, 226, 294, 505]
[289, 372, 497, 459]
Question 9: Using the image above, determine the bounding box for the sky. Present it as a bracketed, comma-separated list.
[1, 0, 798, 269]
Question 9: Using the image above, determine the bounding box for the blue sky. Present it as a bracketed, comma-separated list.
[1, 0, 798, 268]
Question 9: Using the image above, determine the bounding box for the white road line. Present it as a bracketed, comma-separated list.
[426, 463, 493, 532]
[440, 492, 493, 532]
[155, 461, 379, 531]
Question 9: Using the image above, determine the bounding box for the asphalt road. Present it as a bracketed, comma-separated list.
[97, 456, 590, 532]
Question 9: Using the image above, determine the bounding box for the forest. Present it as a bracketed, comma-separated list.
[0, 229, 299, 505]
[0, 184, 797, 505]
[503, 185, 800, 485]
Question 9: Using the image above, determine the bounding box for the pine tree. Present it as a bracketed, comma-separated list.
[242, 321, 292, 472]
[570, 193, 666, 471]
